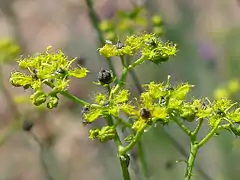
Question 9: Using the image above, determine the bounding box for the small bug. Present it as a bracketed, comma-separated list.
[140, 108, 151, 119]
[115, 41, 124, 49]
[145, 38, 158, 48]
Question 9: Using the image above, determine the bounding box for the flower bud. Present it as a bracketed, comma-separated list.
[89, 129, 100, 140]
[47, 96, 59, 109]
[30, 91, 47, 106]
[151, 15, 163, 26]
[98, 126, 116, 142]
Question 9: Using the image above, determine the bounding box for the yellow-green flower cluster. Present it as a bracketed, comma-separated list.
[99, 33, 177, 64]
[83, 89, 133, 123]
[10, 46, 88, 108]
[83, 75, 240, 142]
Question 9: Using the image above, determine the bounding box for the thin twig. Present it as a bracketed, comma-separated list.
[29, 132, 56, 180]
[85, 0, 117, 77]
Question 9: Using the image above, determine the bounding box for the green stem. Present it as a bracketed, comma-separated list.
[110, 56, 145, 99]
[118, 55, 149, 179]
[172, 115, 191, 136]
[120, 56, 127, 68]
[120, 124, 147, 155]
[119, 155, 131, 180]
[85, 0, 116, 77]
[163, 132, 212, 180]
[198, 125, 219, 148]
[185, 124, 220, 180]
[185, 141, 199, 180]
[44, 81, 90, 107]
[106, 115, 131, 180]
[59, 91, 89, 106]
[192, 119, 203, 136]
[114, 116, 132, 128]
[137, 141, 149, 178]
[30, 132, 56, 180]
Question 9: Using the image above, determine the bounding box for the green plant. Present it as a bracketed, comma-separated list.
[214, 79, 240, 100]
[9, 32, 240, 180]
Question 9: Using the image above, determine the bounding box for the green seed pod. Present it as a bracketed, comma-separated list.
[98, 126, 116, 142]
[151, 15, 163, 26]
[99, 20, 114, 32]
[30, 91, 47, 106]
[47, 96, 59, 109]
[98, 69, 113, 85]
[153, 27, 164, 36]
[89, 129, 100, 140]
[105, 32, 116, 42]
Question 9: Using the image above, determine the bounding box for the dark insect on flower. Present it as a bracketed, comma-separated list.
[164, 86, 174, 91]
[55, 68, 66, 74]
[22, 120, 34, 131]
[140, 108, 151, 119]
[32, 69, 38, 80]
[82, 106, 90, 114]
[98, 69, 113, 85]
[216, 109, 225, 116]
[160, 96, 167, 105]
[82, 119, 91, 126]
[102, 100, 110, 107]
[115, 41, 124, 49]
[145, 38, 158, 48]
[201, 102, 207, 110]
[81, 106, 91, 125]
[55, 68, 69, 79]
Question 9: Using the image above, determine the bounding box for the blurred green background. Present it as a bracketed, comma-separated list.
[0, 0, 240, 179]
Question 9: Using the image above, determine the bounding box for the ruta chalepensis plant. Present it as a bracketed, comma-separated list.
[9, 32, 240, 180]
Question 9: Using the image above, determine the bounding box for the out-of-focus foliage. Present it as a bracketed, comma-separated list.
[0, 39, 20, 63]
[99, 6, 164, 42]
[214, 79, 240, 100]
